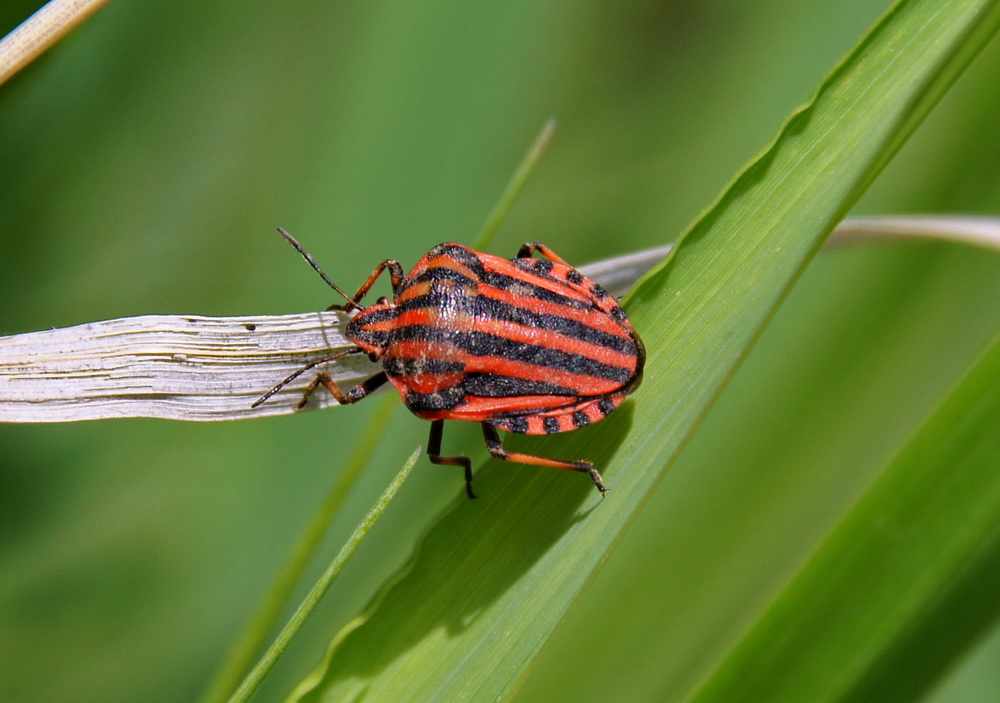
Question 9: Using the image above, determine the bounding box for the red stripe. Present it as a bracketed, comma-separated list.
[477, 282, 631, 338]
[472, 316, 638, 371]
[387, 307, 637, 380]
[430, 394, 580, 422]
[464, 355, 622, 396]
[387, 339, 466, 362]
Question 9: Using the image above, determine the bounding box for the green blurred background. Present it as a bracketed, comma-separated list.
[2, 1, 999, 701]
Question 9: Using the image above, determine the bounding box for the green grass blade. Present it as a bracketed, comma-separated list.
[287, 1, 1000, 700]
[473, 118, 556, 252]
[690, 329, 1000, 702]
[227, 448, 418, 703]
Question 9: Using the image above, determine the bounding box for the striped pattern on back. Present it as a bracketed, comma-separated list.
[346, 242, 644, 435]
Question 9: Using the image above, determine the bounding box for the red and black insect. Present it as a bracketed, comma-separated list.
[254, 229, 644, 499]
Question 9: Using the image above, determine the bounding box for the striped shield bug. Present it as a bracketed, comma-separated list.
[254, 229, 645, 499]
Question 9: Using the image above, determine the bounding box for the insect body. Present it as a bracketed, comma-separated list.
[255, 230, 645, 499]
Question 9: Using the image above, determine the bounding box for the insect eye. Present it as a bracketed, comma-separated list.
[377, 296, 390, 305]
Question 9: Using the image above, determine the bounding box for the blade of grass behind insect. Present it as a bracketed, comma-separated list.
[227, 447, 418, 703]
[286, 1, 1000, 701]
[472, 118, 556, 252]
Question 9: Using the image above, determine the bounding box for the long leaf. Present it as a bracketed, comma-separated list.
[289, 1, 1000, 700]
[689, 328, 1000, 702]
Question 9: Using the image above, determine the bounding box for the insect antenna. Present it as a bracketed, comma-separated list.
[251, 347, 362, 408]
[276, 227, 361, 311]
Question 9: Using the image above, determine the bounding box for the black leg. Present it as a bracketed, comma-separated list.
[427, 419, 476, 499]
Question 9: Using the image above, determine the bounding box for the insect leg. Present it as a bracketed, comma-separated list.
[427, 419, 476, 500]
[481, 423, 607, 496]
[306, 370, 389, 409]
[516, 242, 571, 266]
[251, 347, 363, 408]
[348, 260, 406, 302]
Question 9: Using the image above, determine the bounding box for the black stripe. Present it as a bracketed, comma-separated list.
[409, 251, 589, 310]
[392, 293, 636, 355]
[350, 306, 398, 326]
[347, 308, 398, 347]
[408, 266, 478, 290]
[475, 295, 637, 355]
[566, 268, 584, 285]
[383, 357, 465, 377]
[390, 326, 634, 384]
[598, 397, 617, 416]
[403, 384, 466, 412]
[394, 290, 471, 314]
[513, 256, 568, 286]
[464, 332, 633, 384]
[425, 243, 486, 276]
[500, 416, 529, 433]
[479, 270, 590, 310]
[461, 372, 579, 398]
[515, 257, 554, 275]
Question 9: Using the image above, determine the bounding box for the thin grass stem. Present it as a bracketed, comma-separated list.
[227, 448, 419, 703]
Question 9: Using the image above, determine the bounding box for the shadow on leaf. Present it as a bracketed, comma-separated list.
[292, 402, 635, 701]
